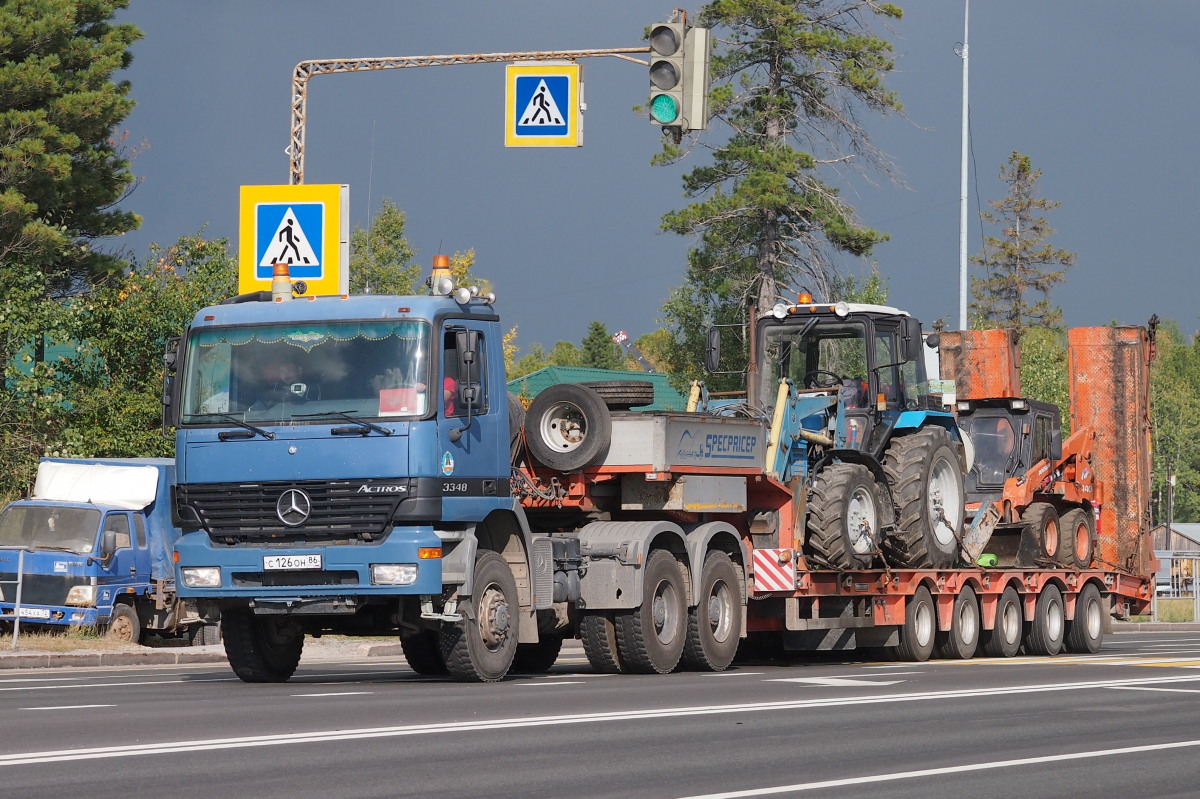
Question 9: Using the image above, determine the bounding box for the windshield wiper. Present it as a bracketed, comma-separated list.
[188, 413, 275, 440]
[293, 409, 394, 437]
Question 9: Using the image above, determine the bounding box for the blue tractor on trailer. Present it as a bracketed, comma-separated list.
[167, 265, 1143, 683]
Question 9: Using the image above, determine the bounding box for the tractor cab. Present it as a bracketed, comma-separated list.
[954, 398, 1063, 507]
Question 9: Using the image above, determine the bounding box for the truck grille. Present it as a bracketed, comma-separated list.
[177, 480, 403, 542]
[0, 573, 72, 606]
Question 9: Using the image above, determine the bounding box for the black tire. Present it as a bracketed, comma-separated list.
[511, 636, 564, 673]
[222, 608, 303, 683]
[579, 611, 625, 673]
[507, 392, 526, 457]
[400, 629, 448, 675]
[615, 549, 688, 674]
[1065, 583, 1105, 654]
[441, 551, 519, 682]
[935, 585, 980, 659]
[1025, 584, 1065, 656]
[525, 384, 612, 471]
[1022, 502, 1063, 565]
[896, 585, 937, 662]
[682, 551, 743, 671]
[1060, 508, 1096, 569]
[189, 622, 222, 647]
[106, 604, 142, 644]
[982, 586, 1023, 658]
[581, 380, 655, 409]
[806, 463, 883, 569]
[882, 427, 965, 569]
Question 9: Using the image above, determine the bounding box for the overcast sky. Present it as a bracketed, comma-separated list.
[110, 1, 1200, 351]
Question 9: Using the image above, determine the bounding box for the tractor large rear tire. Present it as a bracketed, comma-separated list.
[805, 463, 884, 569]
[882, 427, 964, 569]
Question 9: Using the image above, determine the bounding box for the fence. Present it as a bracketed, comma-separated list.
[1151, 551, 1200, 622]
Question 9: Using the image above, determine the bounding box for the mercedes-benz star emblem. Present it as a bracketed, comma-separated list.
[276, 488, 312, 526]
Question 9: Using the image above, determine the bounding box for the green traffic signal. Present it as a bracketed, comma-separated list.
[651, 93, 679, 124]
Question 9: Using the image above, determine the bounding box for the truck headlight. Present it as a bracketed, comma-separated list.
[371, 564, 418, 585]
[181, 567, 222, 588]
[66, 585, 97, 606]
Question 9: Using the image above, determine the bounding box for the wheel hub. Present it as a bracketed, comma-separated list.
[478, 585, 511, 650]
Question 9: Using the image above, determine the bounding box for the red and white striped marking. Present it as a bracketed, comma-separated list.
[752, 549, 796, 592]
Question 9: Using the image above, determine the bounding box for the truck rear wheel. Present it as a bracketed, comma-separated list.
[525, 384, 612, 471]
[1022, 503, 1063, 565]
[106, 604, 142, 644]
[1060, 508, 1096, 569]
[1024, 584, 1065, 656]
[805, 462, 883, 569]
[935, 585, 979, 659]
[441, 551, 519, 682]
[222, 609, 303, 683]
[511, 636, 564, 673]
[615, 549, 687, 673]
[1064, 583, 1105, 654]
[882, 427, 964, 569]
[895, 585, 936, 662]
[682, 551, 742, 671]
[400, 629, 448, 675]
[981, 586, 1023, 657]
[579, 611, 625, 673]
[188, 622, 222, 647]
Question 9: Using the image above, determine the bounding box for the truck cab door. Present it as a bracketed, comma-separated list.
[436, 324, 510, 521]
[99, 512, 138, 595]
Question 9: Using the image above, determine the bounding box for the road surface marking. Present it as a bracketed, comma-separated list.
[2, 672, 1199, 767]
[767, 676, 903, 687]
[700, 672, 764, 677]
[674, 737, 1200, 798]
[1106, 686, 1200, 694]
[517, 681, 587, 686]
[289, 691, 375, 697]
[21, 704, 115, 710]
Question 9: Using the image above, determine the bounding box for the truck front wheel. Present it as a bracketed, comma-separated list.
[441, 551, 519, 682]
[222, 609, 304, 683]
[106, 604, 142, 645]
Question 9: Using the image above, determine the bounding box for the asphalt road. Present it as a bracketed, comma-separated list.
[3, 632, 1200, 798]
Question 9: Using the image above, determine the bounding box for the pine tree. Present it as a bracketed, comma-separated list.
[0, 0, 143, 290]
[658, 0, 903, 388]
[581, 321, 621, 370]
[970, 152, 1074, 335]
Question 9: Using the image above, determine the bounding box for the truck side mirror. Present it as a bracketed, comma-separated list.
[900, 317, 923, 362]
[704, 327, 721, 373]
[100, 529, 117, 563]
[162, 336, 182, 433]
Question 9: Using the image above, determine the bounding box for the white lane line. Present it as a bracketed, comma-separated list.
[289, 692, 375, 698]
[21, 704, 116, 711]
[768, 677, 903, 687]
[675, 738, 1200, 798]
[1106, 686, 1200, 695]
[2, 673, 1199, 767]
[700, 672, 764, 677]
[518, 681, 587, 686]
[0, 678, 228, 693]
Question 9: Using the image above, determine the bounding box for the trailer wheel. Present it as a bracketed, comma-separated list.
[682, 551, 743, 671]
[935, 585, 980, 659]
[400, 629, 448, 675]
[616, 549, 688, 673]
[579, 611, 625, 673]
[1025, 583, 1065, 656]
[222, 609, 303, 683]
[1022, 503, 1063, 565]
[895, 585, 937, 662]
[580, 380, 655, 410]
[882, 427, 964, 569]
[525, 384, 612, 471]
[1059, 508, 1096, 569]
[106, 604, 143, 644]
[981, 586, 1023, 657]
[1064, 583, 1105, 654]
[511, 636, 564, 673]
[806, 462, 884, 569]
[441, 551, 519, 682]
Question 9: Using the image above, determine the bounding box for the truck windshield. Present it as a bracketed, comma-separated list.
[179, 320, 432, 424]
[0, 506, 101, 553]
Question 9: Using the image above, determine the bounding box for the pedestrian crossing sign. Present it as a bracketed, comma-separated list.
[505, 62, 582, 147]
[238, 184, 349, 296]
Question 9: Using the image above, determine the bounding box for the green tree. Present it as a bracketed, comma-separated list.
[970, 152, 1074, 336]
[658, 0, 903, 389]
[349, 198, 419, 295]
[0, 0, 143, 290]
[1151, 322, 1200, 524]
[1018, 326, 1070, 432]
[580, 321, 621, 370]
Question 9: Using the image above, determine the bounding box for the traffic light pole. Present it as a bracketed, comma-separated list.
[289, 48, 650, 185]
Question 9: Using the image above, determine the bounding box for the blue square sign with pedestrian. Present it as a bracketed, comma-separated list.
[255, 202, 324, 280]
[514, 75, 569, 138]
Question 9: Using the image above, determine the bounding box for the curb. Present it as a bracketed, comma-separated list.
[1112, 622, 1200, 633]
[0, 649, 229, 670]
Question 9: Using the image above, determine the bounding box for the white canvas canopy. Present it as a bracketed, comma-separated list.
[32, 461, 160, 510]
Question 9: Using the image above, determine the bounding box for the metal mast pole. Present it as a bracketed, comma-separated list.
[958, 0, 970, 330]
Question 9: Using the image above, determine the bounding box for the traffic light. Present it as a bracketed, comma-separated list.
[648, 21, 686, 129]
[648, 22, 711, 136]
